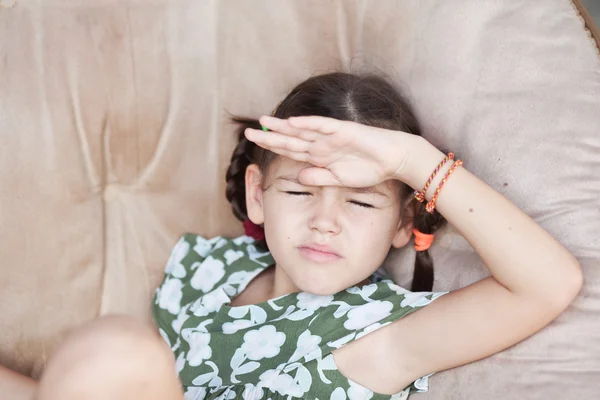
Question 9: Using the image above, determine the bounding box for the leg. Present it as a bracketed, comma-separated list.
[35, 315, 183, 400]
[0, 363, 37, 400]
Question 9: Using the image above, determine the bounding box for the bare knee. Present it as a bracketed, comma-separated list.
[37, 315, 182, 400]
[45, 315, 172, 372]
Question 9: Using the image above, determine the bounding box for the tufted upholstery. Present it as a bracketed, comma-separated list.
[1, 0, 599, 398]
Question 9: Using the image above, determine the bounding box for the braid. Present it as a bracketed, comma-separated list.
[410, 200, 447, 292]
[225, 115, 269, 249]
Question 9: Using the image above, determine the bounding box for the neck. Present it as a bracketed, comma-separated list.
[267, 264, 300, 299]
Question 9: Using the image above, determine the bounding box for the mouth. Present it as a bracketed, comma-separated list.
[297, 243, 343, 264]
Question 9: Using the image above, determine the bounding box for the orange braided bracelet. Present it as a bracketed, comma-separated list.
[426, 159, 463, 213]
[413, 152, 455, 202]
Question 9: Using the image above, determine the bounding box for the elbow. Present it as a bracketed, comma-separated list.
[519, 262, 584, 324]
[567, 262, 584, 301]
[534, 261, 584, 314]
[554, 262, 584, 311]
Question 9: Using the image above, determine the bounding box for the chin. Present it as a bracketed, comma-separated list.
[298, 282, 345, 297]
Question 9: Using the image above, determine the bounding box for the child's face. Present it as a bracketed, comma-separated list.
[245, 157, 414, 296]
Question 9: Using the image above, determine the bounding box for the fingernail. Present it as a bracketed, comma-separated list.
[261, 125, 269, 131]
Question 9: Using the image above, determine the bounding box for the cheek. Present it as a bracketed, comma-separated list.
[352, 212, 401, 242]
[261, 196, 303, 239]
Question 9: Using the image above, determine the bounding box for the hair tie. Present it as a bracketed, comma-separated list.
[413, 228, 434, 252]
[243, 219, 265, 241]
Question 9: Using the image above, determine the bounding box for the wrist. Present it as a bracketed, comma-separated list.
[393, 135, 449, 198]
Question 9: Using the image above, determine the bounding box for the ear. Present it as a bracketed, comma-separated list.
[245, 164, 265, 225]
[391, 197, 418, 249]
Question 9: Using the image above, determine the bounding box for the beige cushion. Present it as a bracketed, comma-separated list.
[0, 0, 598, 398]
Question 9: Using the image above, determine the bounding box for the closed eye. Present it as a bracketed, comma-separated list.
[285, 191, 373, 208]
[349, 200, 374, 209]
[285, 191, 311, 196]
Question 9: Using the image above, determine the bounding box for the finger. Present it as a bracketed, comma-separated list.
[298, 167, 342, 187]
[258, 116, 320, 141]
[245, 128, 311, 153]
[263, 147, 310, 163]
[286, 115, 346, 135]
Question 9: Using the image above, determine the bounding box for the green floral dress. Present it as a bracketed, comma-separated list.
[152, 234, 448, 400]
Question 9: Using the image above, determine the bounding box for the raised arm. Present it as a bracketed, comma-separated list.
[380, 133, 583, 389]
[398, 134, 583, 303]
[245, 115, 583, 392]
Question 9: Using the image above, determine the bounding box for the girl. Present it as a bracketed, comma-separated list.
[151, 72, 582, 399]
[3, 72, 582, 400]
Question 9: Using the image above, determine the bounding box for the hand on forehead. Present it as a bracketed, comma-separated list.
[266, 156, 401, 198]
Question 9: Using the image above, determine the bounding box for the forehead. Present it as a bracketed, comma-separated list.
[265, 156, 401, 196]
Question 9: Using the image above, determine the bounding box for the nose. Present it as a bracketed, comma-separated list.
[308, 198, 342, 236]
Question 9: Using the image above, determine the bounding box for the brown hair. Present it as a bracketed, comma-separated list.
[225, 72, 447, 292]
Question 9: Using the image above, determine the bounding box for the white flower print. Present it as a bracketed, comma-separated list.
[190, 257, 225, 293]
[347, 379, 374, 400]
[242, 383, 265, 399]
[288, 363, 312, 394]
[184, 386, 207, 400]
[355, 321, 391, 340]
[316, 353, 337, 384]
[185, 330, 212, 367]
[172, 304, 191, 333]
[210, 237, 229, 250]
[153, 234, 448, 400]
[289, 330, 322, 363]
[387, 281, 449, 307]
[191, 361, 223, 388]
[344, 300, 393, 330]
[193, 237, 213, 257]
[175, 352, 186, 374]
[233, 235, 255, 245]
[331, 387, 347, 400]
[345, 284, 377, 301]
[327, 332, 356, 349]
[390, 390, 410, 400]
[268, 297, 284, 311]
[230, 348, 261, 384]
[157, 278, 183, 315]
[271, 305, 299, 322]
[246, 244, 271, 266]
[222, 319, 254, 334]
[220, 268, 264, 297]
[228, 269, 262, 286]
[241, 325, 286, 360]
[330, 301, 353, 319]
[257, 365, 311, 398]
[190, 288, 229, 317]
[413, 373, 433, 392]
[223, 305, 268, 334]
[296, 292, 334, 311]
[387, 281, 408, 294]
[165, 238, 189, 278]
[158, 328, 171, 347]
[224, 249, 244, 265]
[223, 389, 237, 399]
[279, 375, 299, 393]
[172, 336, 181, 352]
[283, 308, 314, 322]
[400, 291, 447, 308]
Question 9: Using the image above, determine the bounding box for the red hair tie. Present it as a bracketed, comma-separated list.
[413, 229, 434, 252]
[243, 219, 265, 241]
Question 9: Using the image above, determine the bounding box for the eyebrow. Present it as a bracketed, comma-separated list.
[275, 176, 390, 198]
